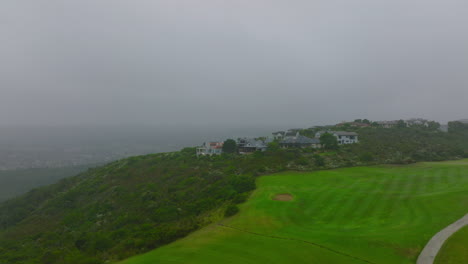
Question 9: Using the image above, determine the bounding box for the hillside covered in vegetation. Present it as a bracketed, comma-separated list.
[1, 123, 468, 264]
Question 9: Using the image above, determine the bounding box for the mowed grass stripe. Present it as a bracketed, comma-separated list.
[301, 180, 336, 220]
[415, 173, 433, 223]
[217, 223, 376, 264]
[333, 177, 377, 226]
[319, 178, 363, 224]
[346, 175, 391, 225]
[404, 173, 424, 227]
[339, 174, 390, 227]
[358, 176, 395, 222]
[395, 173, 417, 226]
[375, 175, 406, 223]
[304, 176, 354, 225]
[426, 169, 436, 193]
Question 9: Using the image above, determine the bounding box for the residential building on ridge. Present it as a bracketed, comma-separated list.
[280, 134, 321, 148]
[315, 131, 359, 145]
[272, 131, 285, 140]
[237, 138, 270, 153]
[376, 120, 399, 128]
[196, 142, 224, 156]
[405, 118, 430, 127]
[336, 122, 370, 128]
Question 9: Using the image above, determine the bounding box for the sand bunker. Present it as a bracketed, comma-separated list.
[273, 193, 293, 201]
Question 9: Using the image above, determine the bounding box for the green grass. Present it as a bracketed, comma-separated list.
[120, 160, 468, 264]
[434, 225, 468, 264]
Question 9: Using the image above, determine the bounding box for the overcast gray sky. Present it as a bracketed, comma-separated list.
[1, 0, 467, 128]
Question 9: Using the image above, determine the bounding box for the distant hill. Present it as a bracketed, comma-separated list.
[1, 125, 468, 264]
[0, 166, 89, 202]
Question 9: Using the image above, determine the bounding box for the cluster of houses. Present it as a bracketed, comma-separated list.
[196, 129, 359, 156]
[195, 118, 460, 156]
[274, 130, 358, 147]
[376, 118, 432, 128]
[196, 138, 272, 156]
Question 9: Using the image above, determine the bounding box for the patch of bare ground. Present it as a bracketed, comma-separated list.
[273, 193, 293, 201]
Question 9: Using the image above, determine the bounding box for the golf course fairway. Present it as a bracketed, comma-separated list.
[120, 160, 468, 264]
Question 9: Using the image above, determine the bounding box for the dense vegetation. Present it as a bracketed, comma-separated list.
[121, 160, 468, 264]
[1, 123, 468, 263]
[0, 166, 89, 202]
[434, 225, 468, 264]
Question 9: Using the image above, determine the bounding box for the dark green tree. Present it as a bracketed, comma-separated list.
[427, 121, 441, 131]
[319, 133, 338, 150]
[267, 141, 280, 152]
[222, 139, 237, 154]
[448, 121, 468, 133]
[225, 204, 239, 217]
[397, 120, 407, 128]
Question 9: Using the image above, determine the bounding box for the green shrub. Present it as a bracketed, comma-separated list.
[224, 204, 239, 217]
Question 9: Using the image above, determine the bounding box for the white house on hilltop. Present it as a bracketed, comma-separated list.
[196, 142, 224, 156]
[315, 131, 359, 145]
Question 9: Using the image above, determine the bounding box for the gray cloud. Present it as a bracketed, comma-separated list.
[1, 0, 468, 127]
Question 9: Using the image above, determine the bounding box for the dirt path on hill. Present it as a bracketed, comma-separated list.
[417, 213, 468, 264]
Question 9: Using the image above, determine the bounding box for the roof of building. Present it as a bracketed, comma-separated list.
[376, 120, 399, 124]
[272, 131, 285, 135]
[200, 142, 223, 149]
[316, 131, 359, 137]
[336, 122, 370, 127]
[333, 131, 358, 136]
[281, 135, 320, 144]
[284, 131, 299, 137]
[237, 138, 268, 148]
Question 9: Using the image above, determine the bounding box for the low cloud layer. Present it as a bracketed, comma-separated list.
[1, 0, 467, 127]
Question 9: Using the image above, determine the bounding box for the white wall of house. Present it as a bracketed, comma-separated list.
[315, 131, 359, 145]
[335, 134, 358, 144]
[196, 142, 223, 156]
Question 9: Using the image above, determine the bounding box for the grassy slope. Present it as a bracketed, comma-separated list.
[121, 160, 468, 264]
[434, 225, 468, 264]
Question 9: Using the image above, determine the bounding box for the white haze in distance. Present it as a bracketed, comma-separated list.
[1, 0, 468, 128]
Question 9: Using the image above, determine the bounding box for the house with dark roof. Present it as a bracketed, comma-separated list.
[237, 138, 269, 153]
[280, 134, 321, 149]
[283, 130, 300, 139]
[273, 129, 302, 140]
